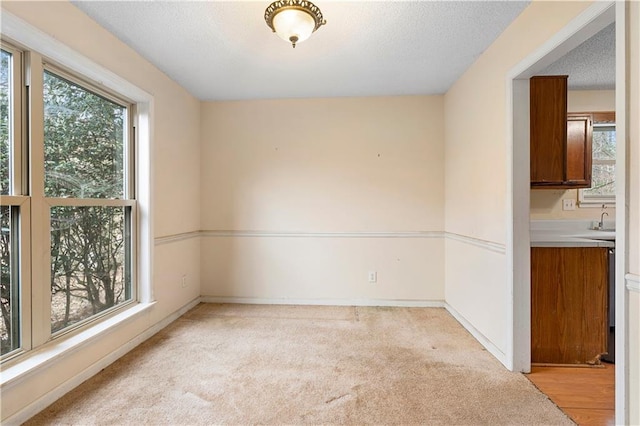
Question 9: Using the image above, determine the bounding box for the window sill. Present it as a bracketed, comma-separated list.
[0, 301, 155, 389]
[578, 201, 616, 208]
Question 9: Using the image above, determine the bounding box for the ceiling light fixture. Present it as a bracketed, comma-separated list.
[265, 0, 326, 48]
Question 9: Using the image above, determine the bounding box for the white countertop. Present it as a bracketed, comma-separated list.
[530, 220, 615, 248]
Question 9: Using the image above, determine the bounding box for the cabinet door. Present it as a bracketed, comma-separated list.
[531, 247, 608, 365]
[565, 114, 593, 187]
[530, 76, 567, 186]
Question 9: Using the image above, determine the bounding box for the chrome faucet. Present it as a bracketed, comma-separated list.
[598, 211, 609, 229]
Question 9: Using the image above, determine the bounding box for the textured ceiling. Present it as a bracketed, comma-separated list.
[541, 23, 615, 90]
[70, 1, 617, 100]
[72, 1, 532, 100]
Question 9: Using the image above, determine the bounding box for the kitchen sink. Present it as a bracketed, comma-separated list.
[594, 228, 616, 232]
[572, 230, 616, 240]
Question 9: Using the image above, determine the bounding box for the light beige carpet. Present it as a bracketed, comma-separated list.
[26, 304, 573, 425]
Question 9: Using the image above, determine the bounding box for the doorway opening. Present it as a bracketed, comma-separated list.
[507, 1, 626, 424]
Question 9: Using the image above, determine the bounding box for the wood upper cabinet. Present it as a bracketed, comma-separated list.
[531, 247, 608, 365]
[565, 114, 593, 186]
[530, 76, 567, 185]
[530, 75, 593, 188]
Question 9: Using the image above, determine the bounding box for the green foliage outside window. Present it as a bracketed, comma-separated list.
[1, 50, 9, 195]
[44, 71, 131, 334]
[584, 127, 616, 199]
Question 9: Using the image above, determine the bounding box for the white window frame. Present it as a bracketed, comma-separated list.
[578, 117, 616, 207]
[0, 11, 154, 366]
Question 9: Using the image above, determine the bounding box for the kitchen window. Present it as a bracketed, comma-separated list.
[579, 113, 616, 206]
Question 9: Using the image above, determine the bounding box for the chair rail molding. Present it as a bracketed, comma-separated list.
[626, 273, 640, 292]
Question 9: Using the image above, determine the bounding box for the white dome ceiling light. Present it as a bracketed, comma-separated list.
[265, 0, 326, 48]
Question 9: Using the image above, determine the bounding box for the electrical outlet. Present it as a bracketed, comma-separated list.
[181, 274, 188, 288]
[562, 199, 576, 211]
[368, 271, 377, 283]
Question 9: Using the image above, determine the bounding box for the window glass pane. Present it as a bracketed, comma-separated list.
[592, 127, 616, 161]
[583, 127, 616, 201]
[1, 205, 20, 355]
[43, 71, 126, 199]
[1, 50, 11, 196]
[584, 163, 616, 198]
[50, 206, 131, 333]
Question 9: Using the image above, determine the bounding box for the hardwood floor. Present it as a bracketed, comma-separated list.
[526, 363, 615, 426]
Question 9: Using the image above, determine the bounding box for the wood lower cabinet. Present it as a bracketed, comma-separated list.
[531, 247, 608, 365]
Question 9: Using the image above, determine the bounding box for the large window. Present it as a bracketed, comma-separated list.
[1, 43, 136, 360]
[580, 113, 616, 205]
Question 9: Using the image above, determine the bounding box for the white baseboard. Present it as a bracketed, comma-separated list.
[444, 302, 507, 368]
[3, 297, 201, 426]
[201, 296, 444, 308]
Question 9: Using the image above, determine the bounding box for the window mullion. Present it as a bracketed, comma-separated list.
[45, 198, 136, 207]
[26, 51, 52, 347]
[593, 159, 616, 166]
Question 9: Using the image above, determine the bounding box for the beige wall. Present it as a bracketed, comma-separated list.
[627, 2, 640, 424]
[530, 90, 616, 220]
[444, 1, 596, 360]
[445, 1, 600, 243]
[200, 97, 445, 302]
[529, 189, 613, 220]
[1, 1, 201, 421]
[445, 0, 638, 418]
[568, 89, 616, 112]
